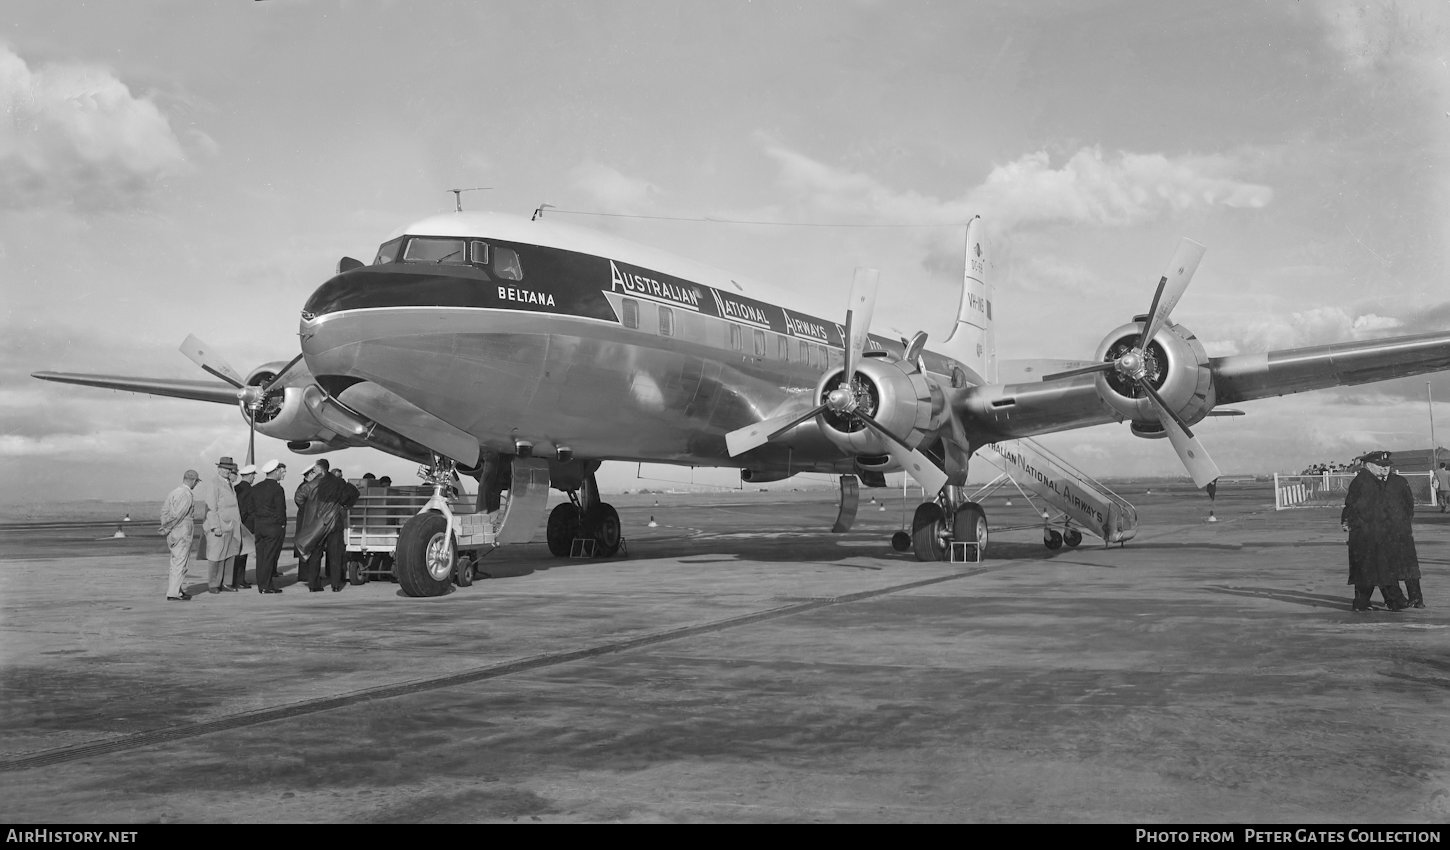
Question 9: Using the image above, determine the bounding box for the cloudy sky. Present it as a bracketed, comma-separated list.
[4, 0, 1450, 503]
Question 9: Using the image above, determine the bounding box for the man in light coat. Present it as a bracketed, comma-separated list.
[160, 469, 200, 601]
[195, 456, 243, 594]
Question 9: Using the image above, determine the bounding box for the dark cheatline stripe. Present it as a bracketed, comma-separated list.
[0, 564, 1004, 773]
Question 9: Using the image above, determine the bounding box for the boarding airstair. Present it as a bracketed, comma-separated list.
[974, 438, 1138, 548]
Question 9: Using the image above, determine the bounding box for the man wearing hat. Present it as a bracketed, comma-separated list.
[229, 464, 258, 589]
[251, 460, 289, 593]
[160, 469, 201, 601]
[194, 456, 244, 594]
[1340, 451, 1422, 611]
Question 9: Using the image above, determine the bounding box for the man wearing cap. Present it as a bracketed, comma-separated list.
[1341, 451, 1421, 612]
[229, 464, 257, 589]
[160, 469, 201, 601]
[1435, 462, 1450, 514]
[194, 456, 244, 594]
[251, 460, 289, 594]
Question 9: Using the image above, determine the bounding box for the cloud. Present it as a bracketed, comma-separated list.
[569, 160, 663, 211]
[964, 148, 1273, 230]
[0, 44, 192, 211]
[1314, 0, 1450, 77]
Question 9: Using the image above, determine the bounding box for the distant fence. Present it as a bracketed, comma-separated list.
[1274, 471, 1438, 510]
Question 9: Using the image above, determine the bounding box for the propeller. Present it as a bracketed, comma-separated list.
[179, 335, 304, 466]
[1040, 238, 1220, 489]
[725, 268, 949, 494]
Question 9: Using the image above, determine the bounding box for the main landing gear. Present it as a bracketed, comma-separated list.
[545, 471, 622, 558]
[892, 486, 988, 563]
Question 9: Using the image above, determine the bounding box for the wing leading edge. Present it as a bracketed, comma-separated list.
[1210, 330, 1450, 404]
[30, 372, 241, 405]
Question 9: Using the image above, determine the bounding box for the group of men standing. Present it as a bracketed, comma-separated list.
[161, 455, 359, 600]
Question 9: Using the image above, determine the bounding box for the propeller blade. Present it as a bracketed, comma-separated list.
[855, 412, 949, 494]
[1040, 361, 1116, 382]
[246, 412, 257, 467]
[265, 352, 306, 388]
[725, 403, 827, 457]
[1140, 238, 1206, 348]
[1139, 380, 1222, 489]
[179, 334, 245, 388]
[842, 268, 880, 385]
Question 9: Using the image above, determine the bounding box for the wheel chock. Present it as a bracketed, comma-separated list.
[569, 538, 596, 558]
[949, 541, 980, 564]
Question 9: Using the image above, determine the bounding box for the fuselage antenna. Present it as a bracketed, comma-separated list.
[449, 187, 493, 212]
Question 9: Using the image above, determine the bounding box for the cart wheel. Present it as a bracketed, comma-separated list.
[394, 512, 453, 597]
[1064, 529, 1083, 548]
[455, 555, 474, 587]
[1044, 529, 1063, 550]
[347, 559, 366, 586]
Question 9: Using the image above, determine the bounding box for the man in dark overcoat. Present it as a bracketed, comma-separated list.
[251, 460, 289, 594]
[1340, 450, 1420, 612]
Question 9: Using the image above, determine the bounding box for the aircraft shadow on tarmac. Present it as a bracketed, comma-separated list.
[1201, 584, 1363, 611]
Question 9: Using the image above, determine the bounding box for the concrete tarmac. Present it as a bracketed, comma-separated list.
[2, 483, 1448, 823]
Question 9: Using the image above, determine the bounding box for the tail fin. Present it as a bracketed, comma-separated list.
[940, 216, 996, 384]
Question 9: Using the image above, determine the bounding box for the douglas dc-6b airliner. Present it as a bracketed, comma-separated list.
[33, 212, 1450, 595]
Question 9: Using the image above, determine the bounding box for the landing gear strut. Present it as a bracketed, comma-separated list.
[547, 471, 621, 558]
[394, 454, 461, 597]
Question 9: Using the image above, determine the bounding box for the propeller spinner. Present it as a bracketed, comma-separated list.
[725, 268, 949, 494]
[1040, 238, 1220, 489]
[180, 334, 303, 466]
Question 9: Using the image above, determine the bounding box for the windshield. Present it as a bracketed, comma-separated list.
[373, 237, 404, 265]
[402, 237, 467, 264]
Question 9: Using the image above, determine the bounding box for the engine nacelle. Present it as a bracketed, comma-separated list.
[1092, 320, 1215, 436]
[815, 356, 947, 458]
[741, 468, 798, 483]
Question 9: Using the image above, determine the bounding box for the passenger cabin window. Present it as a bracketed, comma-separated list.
[373, 237, 404, 265]
[778, 337, 789, 361]
[659, 306, 674, 337]
[753, 330, 766, 357]
[402, 237, 467, 264]
[622, 298, 639, 329]
[730, 324, 742, 351]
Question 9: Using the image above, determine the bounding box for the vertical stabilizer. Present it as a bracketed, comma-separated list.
[941, 216, 996, 384]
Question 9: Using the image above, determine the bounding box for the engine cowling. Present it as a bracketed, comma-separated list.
[814, 356, 947, 458]
[1092, 320, 1215, 436]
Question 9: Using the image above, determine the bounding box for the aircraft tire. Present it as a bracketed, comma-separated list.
[394, 512, 454, 598]
[586, 503, 622, 557]
[1044, 529, 1063, 550]
[953, 503, 988, 560]
[1064, 529, 1083, 548]
[911, 503, 948, 562]
[347, 559, 366, 586]
[546, 503, 580, 558]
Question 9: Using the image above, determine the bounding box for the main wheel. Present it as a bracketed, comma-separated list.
[953, 503, 988, 561]
[394, 512, 454, 597]
[911, 503, 948, 562]
[585, 503, 622, 557]
[546, 503, 581, 557]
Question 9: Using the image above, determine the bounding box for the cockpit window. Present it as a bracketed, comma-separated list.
[492, 246, 523, 281]
[402, 237, 467, 264]
[373, 237, 404, 265]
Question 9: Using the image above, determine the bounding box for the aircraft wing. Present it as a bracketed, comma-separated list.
[30, 372, 241, 405]
[1209, 330, 1450, 403]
